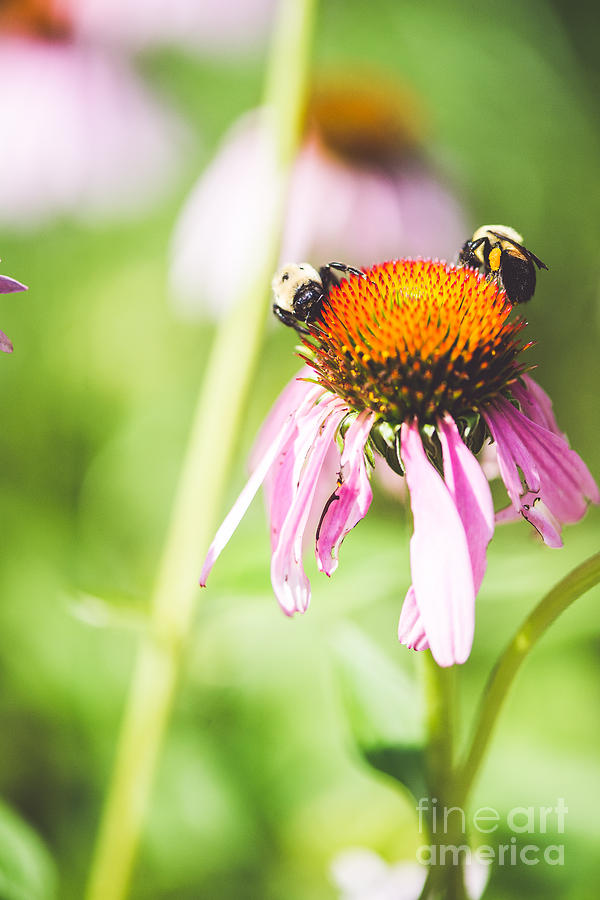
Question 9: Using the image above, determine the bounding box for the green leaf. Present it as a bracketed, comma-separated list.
[369, 421, 404, 476]
[331, 624, 426, 795]
[0, 800, 57, 900]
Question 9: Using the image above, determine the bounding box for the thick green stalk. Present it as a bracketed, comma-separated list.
[457, 552, 600, 806]
[84, 2, 317, 898]
[420, 654, 466, 900]
[423, 652, 456, 801]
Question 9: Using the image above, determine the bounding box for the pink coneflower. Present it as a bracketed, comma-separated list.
[201, 259, 599, 666]
[0, 1, 184, 228]
[0, 266, 27, 352]
[169, 73, 465, 318]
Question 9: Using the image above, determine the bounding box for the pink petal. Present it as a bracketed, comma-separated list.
[170, 110, 278, 318]
[249, 367, 317, 472]
[281, 133, 467, 267]
[487, 405, 542, 503]
[400, 421, 475, 667]
[199, 403, 300, 586]
[485, 397, 599, 530]
[477, 439, 500, 481]
[265, 395, 333, 552]
[67, 0, 276, 54]
[515, 375, 562, 436]
[438, 415, 494, 593]
[0, 330, 13, 353]
[315, 410, 375, 576]
[398, 586, 430, 651]
[496, 493, 563, 548]
[0, 275, 27, 294]
[373, 453, 409, 499]
[271, 402, 348, 615]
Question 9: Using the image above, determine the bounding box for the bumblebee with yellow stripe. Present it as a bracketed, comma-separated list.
[458, 224, 547, 305]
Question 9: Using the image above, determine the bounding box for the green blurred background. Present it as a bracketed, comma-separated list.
[0, 0, 599, 897]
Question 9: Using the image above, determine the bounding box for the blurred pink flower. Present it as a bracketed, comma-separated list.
[0, 265, 27, 352]
[200, 260, 599, 667]
[0, 5, 186, 228]
[169, 74, 466, 317]
[62, 0, 276, 54]
[171, 110, 280, 318]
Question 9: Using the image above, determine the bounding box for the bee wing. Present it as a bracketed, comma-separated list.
[488, 231, 525, 251]
[528, 251, 548, 271]
[487, 231, 548, 270]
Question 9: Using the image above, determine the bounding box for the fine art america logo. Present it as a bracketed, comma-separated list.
[416, 798, 568, 866]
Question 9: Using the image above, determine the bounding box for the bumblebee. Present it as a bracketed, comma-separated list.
[272, 261, 366, 331]
[458, 224, 547, 305]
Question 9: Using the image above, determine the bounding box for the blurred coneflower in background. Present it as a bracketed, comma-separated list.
[0, 0, 186, 227]
[169, 69, 466, 318]
[60, 0, 277, 54]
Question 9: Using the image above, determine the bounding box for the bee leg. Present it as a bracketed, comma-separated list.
[272, 304, 311, 335]
[325, 261, 377, 288]
[318, 265, 341, 293]
[327, 261, 368, 280]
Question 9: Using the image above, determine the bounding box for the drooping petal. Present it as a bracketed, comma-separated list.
[513, 375, 562, 436]
[496, 493, 563, 548]
[0, 275, 27, 294]
[397, 586, 429, 651]
[487, 404, 542, 504]
[199, 404, 300, 586]
[265, 395, 332, 552]
[315, 409, 375, 576]
[398, 417, 493, 657]
[0, 330, 13, 353]
[271, 402, 348, 615]
[438, 414, 494, 593]
[477, 438, 500, 481]
[249, 367, 318, 472]
[485, 397, 599, 532]
[400, 421, 475, 667]
[248, 372, 332, 558]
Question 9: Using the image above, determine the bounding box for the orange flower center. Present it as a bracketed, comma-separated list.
[302, 259, 530, 426]
[307, 71, 425, 168]
[0, 0, 71, 39]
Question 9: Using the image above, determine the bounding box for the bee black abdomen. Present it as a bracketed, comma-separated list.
[500, 252, 536, 304]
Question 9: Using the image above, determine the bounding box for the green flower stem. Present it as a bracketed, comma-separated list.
[420, 654, 466, 900]
[457, 551, 600, 807]
[84, 2, 317, 898]
[423, 651, 456, 801]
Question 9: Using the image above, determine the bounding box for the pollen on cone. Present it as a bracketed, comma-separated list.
[303, 259, 529, 424]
